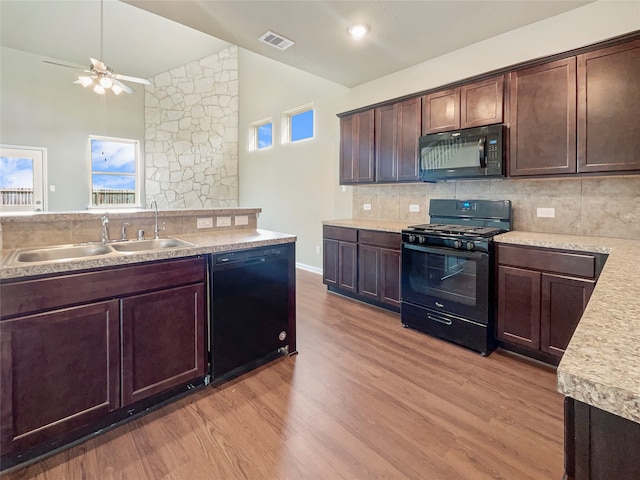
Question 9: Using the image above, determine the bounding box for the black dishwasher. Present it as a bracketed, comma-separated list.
[209, 244, 292, 379]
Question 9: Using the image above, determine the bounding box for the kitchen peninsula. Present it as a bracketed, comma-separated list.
[0, 208, 297, 472]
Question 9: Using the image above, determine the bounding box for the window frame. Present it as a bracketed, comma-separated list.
[88, 135, 142, 209]
[281, 103, 314, 144]
[249, 117, 274, 151]
[0, 145, 47, 212]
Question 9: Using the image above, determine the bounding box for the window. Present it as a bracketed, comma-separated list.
[0, 145, 47, 212]
[90, 136, 140, 207]
[249, 119, 273, 151]
[282, 104, 314, 143]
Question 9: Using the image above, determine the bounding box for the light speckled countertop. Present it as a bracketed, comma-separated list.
[0, 229, 296, 280]
[322, 218, 411, 233]
[495, 231, 640, 424]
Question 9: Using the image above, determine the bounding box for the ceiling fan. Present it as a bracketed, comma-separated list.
[43, 0, 150, 95]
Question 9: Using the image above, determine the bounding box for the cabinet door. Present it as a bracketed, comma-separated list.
[423, 87, 460, 134]
[359, 244, 380, 301]
[340, 110, 375, 183]
[375, 104, 397, 182]
[540, 273, 595, 358]
[338, 242, 358, 293]
[121, 284, 206, 406]
[380, 248, 401, 307]
[0, 301, 119, 454]
[496, 266, 541, 348]
[460, 75, 504, 128]
[577, 39, 640, 173]
[396, 97, 422, 182]
[509, 58, 577, 176]
[323, 238, 339, 287]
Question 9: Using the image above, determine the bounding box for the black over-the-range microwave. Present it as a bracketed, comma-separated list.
[418, 124, 506, 182]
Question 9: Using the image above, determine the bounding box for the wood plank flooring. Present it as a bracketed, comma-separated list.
[4, 269, 565, 480]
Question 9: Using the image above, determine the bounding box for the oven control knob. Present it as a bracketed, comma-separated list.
[454, 240, 463, 249]
[418, 236, 426, 244]
[465, 241, 475, 251]
[408, 234, 416, 243]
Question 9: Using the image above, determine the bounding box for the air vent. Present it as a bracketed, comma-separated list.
[258, 31, 295, 51]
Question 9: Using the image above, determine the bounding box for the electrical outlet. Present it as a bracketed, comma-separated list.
[536, 207, 556, 218]
[315, 245, 321, 255]
[409, 204, 420, 212]
[363, 203, 371, 211]
[235, 215, 249, 226]
[341, 186, 347, 192]
[49, 185, 56, 192]
[216, 216, 232, 227]
[196, 217, 213, 228]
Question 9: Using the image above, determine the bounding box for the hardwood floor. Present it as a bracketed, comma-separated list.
[4, 269, 564, 480]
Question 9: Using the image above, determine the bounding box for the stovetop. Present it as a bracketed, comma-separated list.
[405, 223, 505, 238]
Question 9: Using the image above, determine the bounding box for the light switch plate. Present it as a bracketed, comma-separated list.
[235, 215, 249, 226]
[409, 204, 420, 212]
[363, 203, 372, 211]
[537, 207, 556, 218]
[196, 217, 213, 228]
[216, 216, 232, 227]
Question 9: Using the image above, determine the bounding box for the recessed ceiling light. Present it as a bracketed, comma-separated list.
[348, 24, 369, 41]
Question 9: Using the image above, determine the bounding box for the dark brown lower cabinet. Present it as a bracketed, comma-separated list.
[0, 257, 207, 467]
[0, 301, 120, 456]
[565, 397, 640, 479]
[121, 284, 206, 405]
[496, 244, 605, 364]
[323, 226, 401, 311]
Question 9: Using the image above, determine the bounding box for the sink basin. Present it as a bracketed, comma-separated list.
[14, 244, 113, 263]
[110, 238, 194, 253]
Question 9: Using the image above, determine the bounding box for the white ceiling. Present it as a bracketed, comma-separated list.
[1, 0, 595, 87]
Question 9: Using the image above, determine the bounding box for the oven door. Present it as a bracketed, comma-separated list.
[401, 243, 489, 324]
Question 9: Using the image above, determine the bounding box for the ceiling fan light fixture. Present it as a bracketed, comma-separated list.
[348, 24, 369, 41]
[99, 76, 113, 89]
[111, 84, 123, 95]
[93, 84, 106, 95]
[77, 76, 94, 88]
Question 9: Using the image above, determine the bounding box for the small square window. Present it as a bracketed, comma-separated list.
[282, 104, 314, 144]
[291, 109, 314, 142]
[257, 123, 273, 149]
[250, 119, 273, 151]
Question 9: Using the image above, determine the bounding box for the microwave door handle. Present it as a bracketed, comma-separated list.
[478, 137, 486, 168]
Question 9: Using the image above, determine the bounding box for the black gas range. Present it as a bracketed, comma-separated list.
[401, 199, 511, 355]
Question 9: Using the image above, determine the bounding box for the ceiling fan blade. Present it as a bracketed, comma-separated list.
[114, 73, 151, 85]
[90, 57, 107, 72]
[113, 79, 135, 94]
[43, 60, 85, 71]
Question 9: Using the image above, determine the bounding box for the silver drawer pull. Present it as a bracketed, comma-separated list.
[427, 314, 452, 326]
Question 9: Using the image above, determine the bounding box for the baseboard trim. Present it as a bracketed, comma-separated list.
[295, 262, 322, 275]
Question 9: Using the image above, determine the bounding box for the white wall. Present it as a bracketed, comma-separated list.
[238, 0, 640, 271]
[0, 47, 145, 211]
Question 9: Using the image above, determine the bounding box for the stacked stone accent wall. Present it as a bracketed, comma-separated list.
[144, 46, 238, 208]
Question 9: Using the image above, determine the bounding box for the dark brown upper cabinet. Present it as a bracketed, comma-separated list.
[375, 97, 421, 182]
[509, 58, 577, 176]
[340, 110, 375, 184]
[577, 39, 640, 173]
[423, 75, 504, 134]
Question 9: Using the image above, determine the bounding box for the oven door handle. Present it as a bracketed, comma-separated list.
[426, 313, 453, 326]
[403, 243, 486, 260]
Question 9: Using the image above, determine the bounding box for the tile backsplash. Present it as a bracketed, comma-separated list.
[353, 175, 640, 239]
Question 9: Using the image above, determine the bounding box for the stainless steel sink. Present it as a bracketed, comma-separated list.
[13, 244, 113, 263]
[110, 238, 194, 253]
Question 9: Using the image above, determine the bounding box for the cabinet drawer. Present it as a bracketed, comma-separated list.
[0, 257, 206, 319]
[498, 245, 595, 278]
[323, 225, 358, 242]
[358, 230, 401, 249]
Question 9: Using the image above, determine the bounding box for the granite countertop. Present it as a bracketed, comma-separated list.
[495, 231, 640, 424]
[0, 229, 296, 280]
[322, 218, 411, 233]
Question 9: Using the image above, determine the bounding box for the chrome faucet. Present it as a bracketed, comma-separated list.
[100, 214, 110, 243]
[150, 200, 164, 239]
[121, 221, 130, 241]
